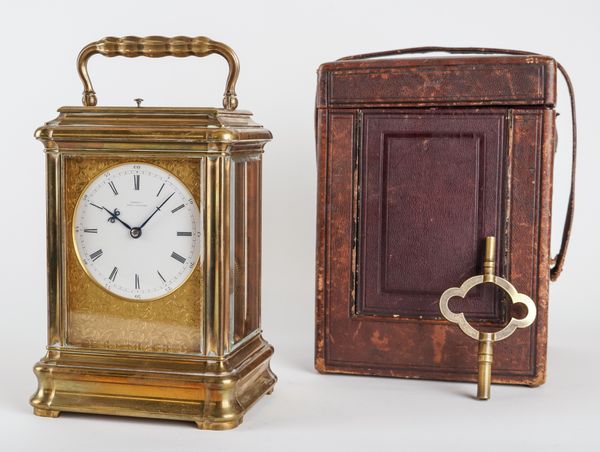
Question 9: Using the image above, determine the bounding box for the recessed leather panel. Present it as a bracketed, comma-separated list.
[357, 111, 507, 321]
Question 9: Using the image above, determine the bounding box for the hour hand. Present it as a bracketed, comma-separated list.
[91, 203, 132, 230]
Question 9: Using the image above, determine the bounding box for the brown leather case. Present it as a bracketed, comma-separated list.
[314, 48, 577, 386]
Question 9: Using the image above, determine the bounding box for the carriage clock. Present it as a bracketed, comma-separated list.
[30, 36, 276, 430]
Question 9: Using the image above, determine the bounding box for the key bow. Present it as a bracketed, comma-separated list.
[438, 237, 537, 399]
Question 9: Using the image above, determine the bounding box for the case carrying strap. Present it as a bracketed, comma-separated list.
[339, 46, 577, 282]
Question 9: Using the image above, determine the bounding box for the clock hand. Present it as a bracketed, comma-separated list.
[138, 192, 175, 229]
[91, 203, 132, 230]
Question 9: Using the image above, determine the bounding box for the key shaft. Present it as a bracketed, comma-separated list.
[477, 332, 494, 400]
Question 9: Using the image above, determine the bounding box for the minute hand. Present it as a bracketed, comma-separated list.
[139, 192, 175, 229]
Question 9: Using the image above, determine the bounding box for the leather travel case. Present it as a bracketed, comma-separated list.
[314, 47, 577, 385]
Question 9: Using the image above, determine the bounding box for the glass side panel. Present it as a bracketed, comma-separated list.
[231, 155, 262, 349]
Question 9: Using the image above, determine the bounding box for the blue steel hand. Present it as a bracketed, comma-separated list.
[138, 192, 175, 229]
[91, 203, 132, 230]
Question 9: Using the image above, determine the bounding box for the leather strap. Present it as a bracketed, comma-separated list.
[339, 46, 576, 281]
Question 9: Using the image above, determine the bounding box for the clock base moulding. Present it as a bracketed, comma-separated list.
[30, 334, 276, 430]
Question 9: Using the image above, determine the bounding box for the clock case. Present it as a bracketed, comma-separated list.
[31, 36, 275, 430]
[315, 47, 577, 386]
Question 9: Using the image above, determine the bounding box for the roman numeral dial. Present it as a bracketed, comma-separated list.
[90, 249, 103, 261]
[73, 163, 201, 301]
[171, 252, 186, 264]
[108, 181, 118, 195]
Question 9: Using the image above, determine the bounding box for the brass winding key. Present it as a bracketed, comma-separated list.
[439, 237, 537, 400]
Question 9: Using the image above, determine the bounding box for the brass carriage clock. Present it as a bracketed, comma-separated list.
[30, 36, 276, 430]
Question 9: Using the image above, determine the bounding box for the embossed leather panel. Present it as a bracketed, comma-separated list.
[358, 111, 507, 321]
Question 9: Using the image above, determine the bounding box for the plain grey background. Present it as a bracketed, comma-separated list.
[1, 1, 598, 450]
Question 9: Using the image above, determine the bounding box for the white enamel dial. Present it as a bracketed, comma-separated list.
[73, 163, 202, 301]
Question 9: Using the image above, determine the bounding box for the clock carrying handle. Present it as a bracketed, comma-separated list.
[77, 36, 240, 110]
[338, 46, 577, 282]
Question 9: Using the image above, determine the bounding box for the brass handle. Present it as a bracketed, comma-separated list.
[76, 36, 240, 110]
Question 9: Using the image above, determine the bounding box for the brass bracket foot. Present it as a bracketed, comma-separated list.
[33, 407, 60, 418]
[195, 418, 242, 430]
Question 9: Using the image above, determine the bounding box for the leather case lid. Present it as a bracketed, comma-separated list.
[317, 55, 556, 108]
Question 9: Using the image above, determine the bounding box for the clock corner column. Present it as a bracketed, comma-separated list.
[44, 148, 65, 348]
[203, 152, 232, 357]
